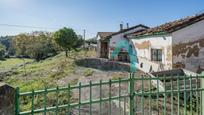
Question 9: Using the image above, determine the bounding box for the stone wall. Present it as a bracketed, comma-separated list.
[75, 58, 130, 72]
[0, 82, 15, 115]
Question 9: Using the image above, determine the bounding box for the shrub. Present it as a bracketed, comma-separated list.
[83, 68, 94, 77]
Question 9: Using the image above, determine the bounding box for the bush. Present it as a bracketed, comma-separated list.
[83, 68, 94, 77]
[0, 44, 6, 59]
[13, 31, 60, 61]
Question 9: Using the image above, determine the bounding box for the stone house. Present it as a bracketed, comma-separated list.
[128, 12, 204, 73]
[97, 12, 204, 73]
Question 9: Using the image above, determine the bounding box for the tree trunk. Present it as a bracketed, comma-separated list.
[65, 50, 68, 57]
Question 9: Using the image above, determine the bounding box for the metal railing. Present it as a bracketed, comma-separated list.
[15, 74, 204, 115]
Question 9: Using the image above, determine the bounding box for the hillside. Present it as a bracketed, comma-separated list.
[1, 50, 130, 92]
[2, 50, 97, 91]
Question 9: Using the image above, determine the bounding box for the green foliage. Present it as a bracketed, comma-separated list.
[3, 50, 96, 90]
[83, 68, 94, 77]
[13, 31, 60, 61]
[0, 44, 6, 59]
[54, 27, 83, 57]
[111, 75, 122, 80]
[0, 36, 15, 55]
[1, 50, 96, 113]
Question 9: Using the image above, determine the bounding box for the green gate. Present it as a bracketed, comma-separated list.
[15, 74, 204, 115]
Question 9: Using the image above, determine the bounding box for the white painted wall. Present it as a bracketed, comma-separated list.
[109, 26, 147, 59]
[172, 20, 204, 73]
[131, 35, 173, 73]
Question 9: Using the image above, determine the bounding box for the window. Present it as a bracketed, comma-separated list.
[151, 49, 162, 61]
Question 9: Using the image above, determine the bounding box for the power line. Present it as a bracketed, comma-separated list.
[0, 24, 58, 30]
[0, 23, 97, 37]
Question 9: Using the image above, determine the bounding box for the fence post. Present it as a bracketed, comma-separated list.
[0, 82, 16, 115]
[15, 87, 19, 115]
[129, 73, 134, 115]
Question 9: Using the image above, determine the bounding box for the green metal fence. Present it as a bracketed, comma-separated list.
[15, 73, 204, 115]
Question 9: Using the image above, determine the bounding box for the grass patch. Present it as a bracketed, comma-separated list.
[2, 50, 96, 112]
[111, 76, 123, 80]
[83, 68, 94, 77]
[0, 58, 33, 70]
[3, 50, 96, 92]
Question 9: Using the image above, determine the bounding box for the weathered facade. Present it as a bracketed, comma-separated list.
[129, 12, 204, 73]
[131, 35, 172, 72]
[172, 19, 204, 73]
[108, 24, 149, 61]
[96, 24, 148, 61]
[96, 13, 204, 73]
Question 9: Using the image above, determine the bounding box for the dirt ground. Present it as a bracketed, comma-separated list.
[57, 67, 199, 115]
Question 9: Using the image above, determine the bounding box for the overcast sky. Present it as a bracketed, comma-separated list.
[0, 0, 204, 38]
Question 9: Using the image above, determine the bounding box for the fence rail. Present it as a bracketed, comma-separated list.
[15, 74, 204, 115]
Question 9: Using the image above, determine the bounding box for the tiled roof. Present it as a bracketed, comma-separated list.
[97, 32, 115, 41]
[131, 12, 204, 37]
[108, 24, 149, 37]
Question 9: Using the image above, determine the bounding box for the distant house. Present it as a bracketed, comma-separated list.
[128, 12, 204, 73]
[96, 32, 115, 58]
[84, 42, 97, 50]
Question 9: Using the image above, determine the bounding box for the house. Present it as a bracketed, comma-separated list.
[96, 24, 149, 61]
[84, 42, 97, 51]
[127, 12, 204, 73]
[96, 32, 115, 58]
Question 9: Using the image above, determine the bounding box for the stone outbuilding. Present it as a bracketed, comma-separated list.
[0, 82, 15, 115]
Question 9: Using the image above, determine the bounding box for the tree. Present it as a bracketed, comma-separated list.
[13, 31, 60, 61]
[53, 27, 79, 57]
[12, 34, 28, 56]
[0, 44, 6, 59]
[0, 36, 15, 56]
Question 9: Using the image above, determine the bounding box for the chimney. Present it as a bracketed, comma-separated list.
[126, 23, 129, 29]
[120, 24, 123, 31]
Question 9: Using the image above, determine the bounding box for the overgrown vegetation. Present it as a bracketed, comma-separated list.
[0, 27, 84, 61]
[0, 27, 108, 113]
[13, 31, 60, 61]
[0, 44, 6, 59]
[2, 50, 95, 112]
[3, 50, 96, 92]
[0, 36, 15, 56]
[0, 58, 33, 69]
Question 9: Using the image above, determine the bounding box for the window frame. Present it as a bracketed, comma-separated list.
[151, 48, 162, 62]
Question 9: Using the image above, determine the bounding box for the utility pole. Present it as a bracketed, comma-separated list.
[83, 29, 86, 56]
[83, 29, 86, 48]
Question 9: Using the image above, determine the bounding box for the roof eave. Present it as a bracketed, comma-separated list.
[129, 31, 169, 39]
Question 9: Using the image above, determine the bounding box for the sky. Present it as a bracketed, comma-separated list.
[0, 0, 204, 39]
